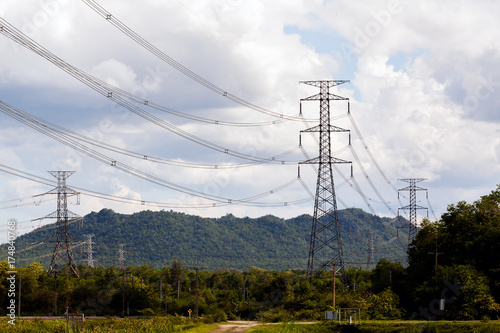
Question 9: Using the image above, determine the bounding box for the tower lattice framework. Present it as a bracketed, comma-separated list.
[44, 171, 81, 277]
[84, 234, 96, 268]
[366, 231, 375, 270]
[300, 80, 351, 284]
[398, 178, 427, 264]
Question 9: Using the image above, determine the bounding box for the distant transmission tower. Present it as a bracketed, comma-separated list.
[299, 80, 351, 284]
[83, 234, 95, 267]
[118, 244, 125, 271]
[42, 171, 81, 277]
[398, 178, 428, 264]
[366, 231, 375, 270]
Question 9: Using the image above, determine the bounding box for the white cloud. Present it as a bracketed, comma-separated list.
[90, 59, 139, 90]
[1, 0, 499, 239]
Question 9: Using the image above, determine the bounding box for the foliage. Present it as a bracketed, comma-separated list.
[0, 258, 408, 321]
[249, 321, 500, 333]
[407, 185, 500, 320]
[3, 208, 405, 271]
[366, 288, 403, 319]
[2, 186, 500, 322]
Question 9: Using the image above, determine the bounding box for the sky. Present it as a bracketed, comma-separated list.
[1, 0, 499, 243]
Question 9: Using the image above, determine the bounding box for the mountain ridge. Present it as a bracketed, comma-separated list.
[7, 207, 407, 270]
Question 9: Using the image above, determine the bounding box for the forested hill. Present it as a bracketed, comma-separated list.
[10, 208, 407, 270]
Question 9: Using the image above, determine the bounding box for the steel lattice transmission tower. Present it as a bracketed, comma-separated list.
[44, 171, 81, 277]
[118, 244, 126, 271]
[83, 234, 96, 268]
[366, 231, 375, 270]
[299, 80, 351, 284]
[398, 178, 428, 264]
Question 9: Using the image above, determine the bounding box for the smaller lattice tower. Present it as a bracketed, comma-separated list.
[83, 234, 95, 268]
[398, 178, 428, 264]
[118, 244, 125, 271]
[42, 171, 81, 277]
[366, 231, 375, 270]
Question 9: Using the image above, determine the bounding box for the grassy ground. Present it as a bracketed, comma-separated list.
[2, 318, 500, 333]
[247, 321, 500, 333]
[0, 317, 217, 333]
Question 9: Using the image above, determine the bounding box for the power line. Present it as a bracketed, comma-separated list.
[81, 0, 315, 123]
[0, 163, 311, 212]
[0, 99, 300, 170]
[0, 101, 311, 207]
[0, 19, 302, 165]
[0, 16, 408, 219]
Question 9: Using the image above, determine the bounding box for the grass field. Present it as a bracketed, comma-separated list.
[0, 317, 216, 333]
[2, 318, 500, 333]
[248, 321, 500, 333]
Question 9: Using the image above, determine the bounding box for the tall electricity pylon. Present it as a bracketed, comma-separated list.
[43, 171, 81, 277]
[398, 178, 428, 264]
[299, 80, 351, 284]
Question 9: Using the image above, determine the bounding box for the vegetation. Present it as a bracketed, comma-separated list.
[2, 319, 500, 333]
[406, 185, 500, 320]
[0, 317, 211, 333]
[249, 321, 500, 333]
[1, 186, 499, 324]
[4, 208, 405, 270]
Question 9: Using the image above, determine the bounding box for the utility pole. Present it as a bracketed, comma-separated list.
[165, 283, 168, 316]
[242, 273, 246, 303]
[53, 265, 58, 316]
[398, 178, 428, 265]
[18, 268, 21, 318]
[195, 267, 199, 319]
[299, 80, 351, 285]
[36, 171, 80, 277]
[428, 229, 443, 267]
[190, 265, 205, 319]
[118, 244, 125, 317]
[332, 263, 336, 308]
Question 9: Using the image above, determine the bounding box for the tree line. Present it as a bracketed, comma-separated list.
[1, 186, 499, 321]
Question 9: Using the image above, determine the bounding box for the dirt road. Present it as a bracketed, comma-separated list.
[210, 321, 263, 333]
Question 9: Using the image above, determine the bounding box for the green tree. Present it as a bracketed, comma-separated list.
[366, 288, 403, 319]
[408, 185, 500, 319]
[414, 264, 500, 320]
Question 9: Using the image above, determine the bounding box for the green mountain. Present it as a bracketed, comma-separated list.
[8, 208, 407, 271]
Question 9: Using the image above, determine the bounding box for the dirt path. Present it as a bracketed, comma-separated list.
[210, 321, 263, 333]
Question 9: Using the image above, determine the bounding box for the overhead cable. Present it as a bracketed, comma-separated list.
[81, 0, 315, 122]
[0, 18, 301, 165]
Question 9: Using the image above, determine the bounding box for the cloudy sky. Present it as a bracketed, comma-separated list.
[1, 0, 499, 242]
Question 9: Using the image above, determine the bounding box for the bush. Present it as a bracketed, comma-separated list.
[202, 309, 228, 323]
[256, 306, 294, 323]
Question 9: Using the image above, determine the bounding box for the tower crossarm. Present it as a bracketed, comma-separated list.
[299, 157, 351, 165]
[398, 204, 428, 211]
[301, 93, 349, 102]
[301, 125, 350, 133]
[398, 186, 427, 192]
[300, 80, 350, 88]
